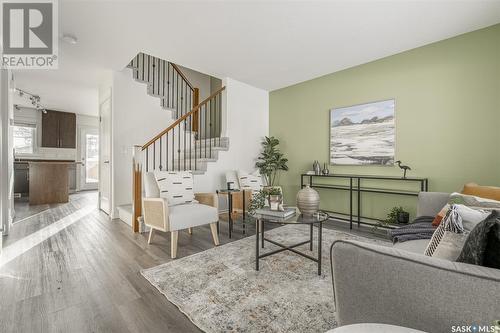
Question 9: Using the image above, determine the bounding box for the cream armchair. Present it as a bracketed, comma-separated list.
[143, 172, 219, 259]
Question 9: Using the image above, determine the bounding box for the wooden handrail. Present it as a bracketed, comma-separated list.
[142, 86, 226, 150]
[171, 63, 195, 91]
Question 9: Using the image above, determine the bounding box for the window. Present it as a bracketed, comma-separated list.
[85, 134, 99, 183]
[13, 123, 36, 154]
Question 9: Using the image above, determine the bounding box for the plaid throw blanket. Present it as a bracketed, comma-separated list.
[388, 216, 436, 243]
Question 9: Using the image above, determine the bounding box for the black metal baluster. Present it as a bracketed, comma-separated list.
[145, 147, 149, 172]
[157, 58, 161, 96]
[166, 132, 169, 171]
[189, 114, 192, 171]
[217, 93, 221, 146]
[173, 71, 176, 115]
[215, 94, 222, 147]
[159, 135, 162, 170]
[184, 83, 187, 117]
[194, 113, 197, 171]
[172, 127, 175, 170]
[177, 122, 181, 171]
[180, 79, 184, 117]
[176, 72, 179, 118]
[152, 59, 156, 96]
[146, 55, 150, 83]
[166, 63, 170, 108]
[162, 61, 168, 104]
[184, 116, 186, 171]
[141, 53, 145, 81]
[153, 142, 156, 170]
[204, 104, 207, 158]
[209, 100, 212, 158]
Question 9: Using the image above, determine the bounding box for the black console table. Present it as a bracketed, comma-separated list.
[300, 174, 428, 229]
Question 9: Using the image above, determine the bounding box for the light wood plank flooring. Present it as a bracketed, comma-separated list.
[1, 191, 388, 333]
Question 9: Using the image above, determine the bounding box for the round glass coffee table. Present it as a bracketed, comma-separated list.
[254, 208, 329, 275]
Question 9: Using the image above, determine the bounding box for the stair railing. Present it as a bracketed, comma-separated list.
[128, 53, 200, 120]
[131, 86, 225, 231]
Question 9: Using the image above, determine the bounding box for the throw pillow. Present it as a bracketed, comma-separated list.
[237, 170, 264, 192]
[431, 192, 500, 226]
[484, 219, 500, 268]
[424, 204, 490, 258]
[432, 204, 449, 226]
[456, 211, 499, 267]
[154, 171, 196, 206]
[462, 183, 500, 201]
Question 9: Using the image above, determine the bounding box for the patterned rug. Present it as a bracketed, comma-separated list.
[141, 224, 390, 333]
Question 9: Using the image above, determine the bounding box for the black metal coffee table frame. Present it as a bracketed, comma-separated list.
[255, 211, 327, 275]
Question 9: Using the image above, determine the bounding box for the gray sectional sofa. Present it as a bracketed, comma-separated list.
[330, 192, 500, 333]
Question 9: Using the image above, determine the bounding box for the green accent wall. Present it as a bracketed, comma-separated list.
[269, 24, 500, 220]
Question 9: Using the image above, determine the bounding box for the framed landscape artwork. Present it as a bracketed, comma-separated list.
[330, 99, 395, 165]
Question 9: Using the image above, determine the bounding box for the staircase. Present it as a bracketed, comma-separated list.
[127, 52, 229, 174]
[125, 52, 229, 232]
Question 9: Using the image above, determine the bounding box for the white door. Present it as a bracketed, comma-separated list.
[99, 94, 112, 215]
[80, 127, 99, 190]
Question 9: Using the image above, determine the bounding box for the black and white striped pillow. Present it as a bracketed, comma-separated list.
[237, 170, 264, 192]
[154, 171, 196, 206]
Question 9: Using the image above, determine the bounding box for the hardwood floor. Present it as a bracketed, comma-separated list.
[1, 191, 388, 333]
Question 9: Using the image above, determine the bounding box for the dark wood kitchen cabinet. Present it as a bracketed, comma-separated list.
[42, 110, 76, 148]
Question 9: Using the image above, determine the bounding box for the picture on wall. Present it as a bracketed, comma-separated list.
[330, 99, 395, 165]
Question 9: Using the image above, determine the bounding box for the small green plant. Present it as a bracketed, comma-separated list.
[248, 190, 267, 215]
[266, 187, 282, 196]
[255, 136, 289, 187]
[384, 206, 407, 224]
[372, 206, 408, 231]
[248, 187, 283, 214]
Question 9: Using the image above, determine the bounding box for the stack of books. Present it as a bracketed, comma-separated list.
[254, 207, 296, 219]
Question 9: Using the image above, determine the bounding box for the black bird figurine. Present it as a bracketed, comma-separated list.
[395, 160, 411, 179]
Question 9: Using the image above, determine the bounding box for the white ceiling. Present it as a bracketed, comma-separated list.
[13, 0, 500, 114]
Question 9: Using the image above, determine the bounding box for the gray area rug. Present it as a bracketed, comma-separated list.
[141, 224, 390, 333]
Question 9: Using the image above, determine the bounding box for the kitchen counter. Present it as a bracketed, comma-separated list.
[28, 161, 77, 205]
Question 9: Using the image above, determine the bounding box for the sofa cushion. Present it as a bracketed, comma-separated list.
[462, 183, 500, 201]
[144, 172, 160, 198]
[154, 171, 196, 206]
[392, 239, 429, 254]
[169, 203, 218, 230]
[329, 323, 426, 333]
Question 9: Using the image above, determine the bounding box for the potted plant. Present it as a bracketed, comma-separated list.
[385, 206, 410, 224]
[255, 136, 289, 187]
[266, 187, 283, 210]
[248, 187, 283, 214]
[372, 206, 409, 231]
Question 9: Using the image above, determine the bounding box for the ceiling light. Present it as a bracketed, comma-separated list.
[61, 34, 78, 45]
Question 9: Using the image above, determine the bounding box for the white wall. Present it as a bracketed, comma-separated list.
[193, 77, 269, 193]
[111, 68, 175, 216]
[177, 65, 212, 100]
